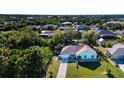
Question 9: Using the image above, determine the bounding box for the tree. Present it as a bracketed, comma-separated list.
[106, 41, 112, 47]
[3, 29, 44, 49]
[82, 30, 100, 46]
[49, 30, 81, 55]
[15, 46, 53, 78]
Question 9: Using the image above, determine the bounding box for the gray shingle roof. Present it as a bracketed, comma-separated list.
[99, 30, 116, 35]
[107, 44, 124, 55]
[114, 30, 124, 35]
[60, 45, 84, 54]
[60, 45, 97, 55]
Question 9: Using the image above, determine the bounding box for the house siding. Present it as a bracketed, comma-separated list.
[77, 51, 98, 62]
[58, 51, 99, 63]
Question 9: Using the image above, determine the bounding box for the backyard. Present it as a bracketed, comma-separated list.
[66, 55, 124, 78]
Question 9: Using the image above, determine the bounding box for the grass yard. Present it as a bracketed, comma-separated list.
[66, 58, 124, 78]
[66, 46, 124, 78]
[46, 57, 60, 78]
[98, 46, 107, 54]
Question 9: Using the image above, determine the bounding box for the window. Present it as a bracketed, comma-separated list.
[77, 56, 81, 59]
[91, 55, 94, 58]
[84, 55, 87, 58]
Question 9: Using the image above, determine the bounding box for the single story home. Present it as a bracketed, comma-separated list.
[61, 22, 72, 26]
[75, 24, 90, 32]
[26, 25, 41, 30]
[107, 43, 124, 64]
[58, 45, 99, 63]
[98, 29, 116, 38]
[39, 31, 53, 37]
[59, 26, 74, 31]
[106, 21, 119, 24]
[117, 18, 124, 21]
[91, 24, 102, 31]
[41, 24, 58, 30]
[59, 22, 73, 31]
[114, 30, 124, 36]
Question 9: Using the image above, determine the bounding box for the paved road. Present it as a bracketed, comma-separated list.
[119, 64, 124, 72]
[56, 63, 68, 78]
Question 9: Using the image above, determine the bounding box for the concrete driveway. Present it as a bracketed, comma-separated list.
[118, 64, 124, 72]
[56, 63, 68, 78]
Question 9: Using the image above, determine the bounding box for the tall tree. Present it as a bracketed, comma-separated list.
[82, 30, 100, 46]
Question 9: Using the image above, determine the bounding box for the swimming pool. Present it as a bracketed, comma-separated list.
[115, 59, 124, 64]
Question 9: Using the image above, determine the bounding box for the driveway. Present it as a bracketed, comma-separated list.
[118, 64, 124, 72]
[56, 63, 68, 78]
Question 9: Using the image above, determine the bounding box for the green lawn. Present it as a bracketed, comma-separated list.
[66, 57, 124, 78]
[46, 57, 60, 78]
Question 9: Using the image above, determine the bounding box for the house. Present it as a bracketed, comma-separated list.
[59, 26, 74, 31]
[75, 24, 90, 32]
[91, 24, 102, 31]
[98, 38, 105, 46]
[39, 31, 53, 37]
[26, 25, 41, 30]
[41, 24, 58, 30]
[58, 21, 74, 31]
[27, 16, 34, 19]
[107, 43, 124, 64]
[106, 21, 119, 24]
[58, 45, 99, 63]
[114, 30, 124, 35]
[61, 22, 72, 26]
[98, 29, 116, 38]
[3, 21, 17, 25]
[112, 41, 119, 46]
[118, 18, 124, 21]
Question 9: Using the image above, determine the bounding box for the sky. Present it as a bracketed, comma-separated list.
[0, 0, 124, 15]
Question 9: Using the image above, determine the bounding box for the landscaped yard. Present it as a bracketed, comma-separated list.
[46, 47, 124, 78]
[66, 46, 124, 78]
[46, 56, 60, 78]
[66, 56, 124, 78]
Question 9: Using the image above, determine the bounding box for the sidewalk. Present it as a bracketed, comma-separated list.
[56, 63, 68, 78]
[118, 64, 124, 72]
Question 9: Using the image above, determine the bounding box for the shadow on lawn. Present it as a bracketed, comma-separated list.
[106, 73, 115, 78]
[78, 62, 101, 70]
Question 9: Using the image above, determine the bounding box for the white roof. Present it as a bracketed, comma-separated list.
[98, 38, 104, 42]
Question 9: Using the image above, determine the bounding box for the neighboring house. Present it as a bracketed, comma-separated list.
[0, 31, 12, 34]
[41, 24, 58, 30]
[26, 25, 41, 30]
[106, 21, 119, 24]
[3, 21, 17, 25]
[98, 29, 116, 38]
[112, 41, 120, 46]
[74, 22, 82, 25]
[118, 18, 124, 21]
[61, 22, 72, 26]
[59, 26, 73, 31]
[58, 45, 99, 63]
[27, 16, 34, 19]
[91, 24, 102, 32]
[98, 38, 105, 46]
[39, 31, 53, 37]
[75, 24, 90, 32]
[107, 44, 124, 64]
[59, 21, 74, 31]
[114, 30, 124, 36]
